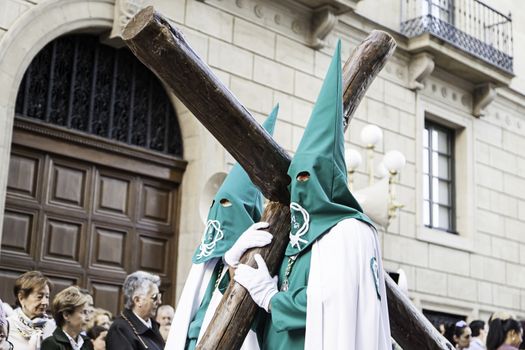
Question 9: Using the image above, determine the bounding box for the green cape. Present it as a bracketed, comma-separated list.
[286, 41, 372, 256]
[192, 105, 279, 263]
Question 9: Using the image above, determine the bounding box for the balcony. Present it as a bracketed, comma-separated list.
[401, 0, 513, 76]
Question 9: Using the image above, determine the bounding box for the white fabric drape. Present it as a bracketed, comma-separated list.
[305, 218, 391, 350]
[165, 258, 259, 350]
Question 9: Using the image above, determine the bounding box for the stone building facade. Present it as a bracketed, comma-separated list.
[0, 0, 524, 324]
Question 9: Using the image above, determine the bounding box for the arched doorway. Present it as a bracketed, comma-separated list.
[0, 33, 186, 314]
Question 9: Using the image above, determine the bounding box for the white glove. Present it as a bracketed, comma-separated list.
[224, 222, 272, 267]
[234, 254, 278, 312]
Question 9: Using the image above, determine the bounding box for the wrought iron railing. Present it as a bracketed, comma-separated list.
[401, 0, 513, 73]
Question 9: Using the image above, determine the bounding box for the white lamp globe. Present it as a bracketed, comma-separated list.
[383, 150, 406, 173]
[345, 149, 362, 170]
[360, 124, 383, 146]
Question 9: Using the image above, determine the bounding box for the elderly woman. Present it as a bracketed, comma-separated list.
[7, 271, 56, 349]
[87, 308, 112, 330]
[106, 271, 164, 350]
[41, 286, 93, 350]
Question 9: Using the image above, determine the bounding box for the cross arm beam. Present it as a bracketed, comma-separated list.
[123, 7, 452, 350]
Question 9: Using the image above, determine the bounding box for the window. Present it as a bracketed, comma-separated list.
[15, 34, 183, 157]
[423, 121, 456, 233]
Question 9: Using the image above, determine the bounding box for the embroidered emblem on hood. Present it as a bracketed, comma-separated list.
[196, 219, 224, 259]
[289, 202, 310, 249]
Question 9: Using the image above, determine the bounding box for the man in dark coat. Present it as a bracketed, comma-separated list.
[106, 271, 165, 350]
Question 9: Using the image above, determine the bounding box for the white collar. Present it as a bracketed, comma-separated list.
[64, 330, 84, 350]
[132, 311, 152, 328]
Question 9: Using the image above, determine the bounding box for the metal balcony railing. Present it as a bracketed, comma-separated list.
[401, 0, 513, 73]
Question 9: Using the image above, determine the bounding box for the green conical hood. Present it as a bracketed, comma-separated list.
[192, 105, 279, 263]
[285, 41, 372, 256]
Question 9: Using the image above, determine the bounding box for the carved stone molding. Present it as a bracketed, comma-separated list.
[310, 7, 338, 49]
[408, 52, 434, 90]
[198, 0, 361, 49]
[473, 82, 497, 117]
[110, 0, 153, 39]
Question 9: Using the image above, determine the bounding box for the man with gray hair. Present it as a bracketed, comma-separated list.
[106, 271, 165, 350]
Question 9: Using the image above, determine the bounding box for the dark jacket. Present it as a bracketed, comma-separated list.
[41, 328, 94, 350]
[106, 308, 165, 350]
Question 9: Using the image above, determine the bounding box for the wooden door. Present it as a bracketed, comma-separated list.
[0, 120, 185, 315]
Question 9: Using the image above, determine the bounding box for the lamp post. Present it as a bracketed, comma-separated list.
[345, 149, 362, 191]
[360, 124, 383, 186]
[346, 124, 406, 227]
[384, 150, 406, 220]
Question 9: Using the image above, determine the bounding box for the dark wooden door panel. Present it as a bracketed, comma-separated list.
[0, 268, 26, 306]
[137, 232, 170, 275]
[88, 279, 124, 317]
[139, 181, 173, 226]
[7, 151, 42, 201]
[89, 224, 129, 272]
[46, 159, 91, 212]
[40, 215, 86, 267]
[1, 208, 37, 257]
[2, 131, 182, 311]
[94, 171, 134, 220]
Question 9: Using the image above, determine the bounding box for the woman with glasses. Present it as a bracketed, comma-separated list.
[41, 286, 93, 350]
[106, 271, 164, 350]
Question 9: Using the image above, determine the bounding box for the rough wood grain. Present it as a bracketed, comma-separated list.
[123, 7, 452, 350]
[197, 201, 291, 348]
[386, 275, 455, 350]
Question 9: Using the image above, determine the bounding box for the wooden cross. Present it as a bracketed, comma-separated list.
[122, 7, 453, 350]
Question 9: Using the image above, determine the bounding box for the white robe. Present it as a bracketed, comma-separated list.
[165, 258, 259, 350]
[305, 218, 392, 350]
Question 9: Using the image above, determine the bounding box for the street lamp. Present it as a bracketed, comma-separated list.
[346, 124, 406, 227]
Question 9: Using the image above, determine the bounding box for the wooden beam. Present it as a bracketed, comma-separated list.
[386, 275, 455, 350]
[123, 7, 290, 203]
[122, 7, 453, 350]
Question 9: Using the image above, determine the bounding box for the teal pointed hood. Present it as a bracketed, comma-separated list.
[192, 105, 279, 263]
[285, 41, 372, 256]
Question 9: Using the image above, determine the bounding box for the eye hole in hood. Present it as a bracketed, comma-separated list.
[220, 198, 232, 207]
[296, 171, 310, 182]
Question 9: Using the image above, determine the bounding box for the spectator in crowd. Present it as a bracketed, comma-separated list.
[470, 320, 488, 350]
[0, 299, 13, 350]
[86, 325, 107, 350]
[155, 305, 174, 342]
[106, 271, 164, 350]
[7, 271, 56, 349]
[445, 320, 472, 350]
[433, 320, 447, 337]
[41, 286, 93, 350]
[79, 290, 95, 329]
[519, 320, 525, 350]
[486, 316, 522, 350]
[439, 322, 447, 336]
[88, 308, 112, 330]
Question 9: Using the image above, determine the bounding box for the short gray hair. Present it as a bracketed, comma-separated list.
[123, 271, 161, 309]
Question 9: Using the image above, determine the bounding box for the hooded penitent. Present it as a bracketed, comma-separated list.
[286, 40, 373, 256]
[192, 105, 279, 264]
